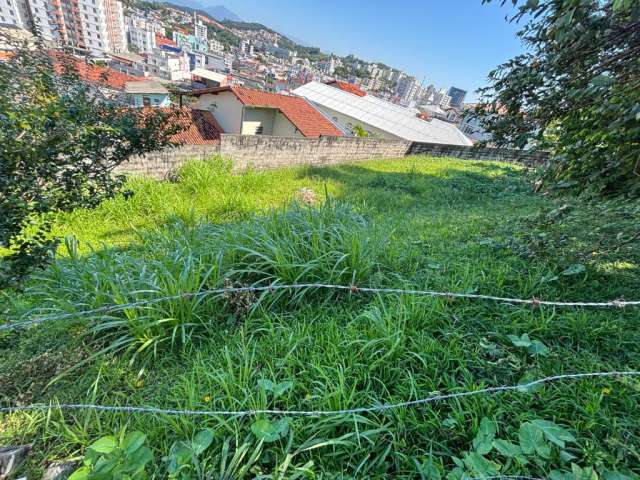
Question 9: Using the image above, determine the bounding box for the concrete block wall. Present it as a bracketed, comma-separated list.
[115, 144, 221, 179]
[407, 142, 548, 167]
[218, 135, 412, 170]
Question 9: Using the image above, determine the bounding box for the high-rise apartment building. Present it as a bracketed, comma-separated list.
[396, 75, 420, 106]
[0, 0, 126, 54]
[193, 12, 206, 42]
[446, 86, 467, 108]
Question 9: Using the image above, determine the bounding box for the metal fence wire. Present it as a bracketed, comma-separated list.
[1, 283, 639, 332]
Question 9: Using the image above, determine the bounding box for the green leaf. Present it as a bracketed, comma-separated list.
[462, 452, 500, 476]
[571, 464, 599, 480]
[472, 417, 497, 455]
[88, 435, 118, 454]
[68, 466, 91, 480]
[561, 264, 586, 276]
[508, 333, 532, 347]
[550, 471, 574, 480]
[517, 373, 544, 393]
[191, 429, 214, 455]
[603, 471, 633, 480]
[518, 422, 550, 457]
[122, 431, 146, 455]
[250, 417, 290, 442]
[258, 379, 294, 397]
[492, 439, 521, 457]
[415, 457, 441, 480]
[531, 419, 575, 448]
[527, 340, 550, 356]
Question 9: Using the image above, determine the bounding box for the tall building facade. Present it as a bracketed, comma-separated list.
[396, 75, 420, 106]
[0, 0, 126, 54]
[193, 12, 206, 42]
[447, 87, 467, 108]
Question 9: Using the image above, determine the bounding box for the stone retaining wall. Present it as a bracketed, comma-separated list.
[115, 135, 548, 178]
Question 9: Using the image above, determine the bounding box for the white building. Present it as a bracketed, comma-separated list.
[145, 48, 189, 81]
[396, 76, 420, 106]
[208, 37, 223, 55]
[0, 0, 126, 55]
[193, 13, 207, 42]
[125, 16, 159, 53]
[293, 81, 473, 145]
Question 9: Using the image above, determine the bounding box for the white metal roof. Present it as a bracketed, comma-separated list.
[191, 68, 228, 83]
[124, 80, 169, 94]
[292, 81, 473, 146]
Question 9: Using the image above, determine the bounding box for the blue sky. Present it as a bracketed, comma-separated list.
[209, 0, 526, 102]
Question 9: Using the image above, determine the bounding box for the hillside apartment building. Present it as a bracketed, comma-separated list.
[0, 0, 126, 55]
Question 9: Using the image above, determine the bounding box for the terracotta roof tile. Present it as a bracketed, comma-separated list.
[51, 52, 144, 90]
[155, 33, 177, 48]
[326, 80, 366, 97]
[191, 86, 343, 138]
[167, 108, 223, 145]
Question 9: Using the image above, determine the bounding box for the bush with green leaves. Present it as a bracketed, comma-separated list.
[0, 42, 183, 287]
[69, 431, 153, 480]
[476, 0, 640, 197]
[415, 417, 635, 480]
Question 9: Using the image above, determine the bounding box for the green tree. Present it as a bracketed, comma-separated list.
[476, 0, 640, 196]
[0, 44, 184, 286]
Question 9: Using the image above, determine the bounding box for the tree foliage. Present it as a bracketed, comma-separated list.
[0, 43, 184, 286]
[477, 0, 640, 196]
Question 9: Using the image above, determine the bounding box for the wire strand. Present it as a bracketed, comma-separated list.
[1, 283, 638, 332]
[1, 371, 638, 417]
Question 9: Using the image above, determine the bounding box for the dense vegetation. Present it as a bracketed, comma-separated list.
[0, 44, 182, 287]
[1, 157, 639, 478]
[477, 0, 640, 197]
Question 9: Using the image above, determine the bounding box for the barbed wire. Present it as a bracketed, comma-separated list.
[2, 371, 638, 418]
[1, 283, 638, 332]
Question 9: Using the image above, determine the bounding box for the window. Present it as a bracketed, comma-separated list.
[142, 96, 151, 107]
[255, 125, 264, 135]
[153, 98, 160, 105]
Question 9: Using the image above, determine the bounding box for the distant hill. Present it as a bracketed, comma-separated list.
[206, 5, 241, 21]
[158, 0, 242, 21]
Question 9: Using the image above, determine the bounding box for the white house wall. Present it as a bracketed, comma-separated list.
[272, 111, 302, 137]
[194, 91, 244, 134]
[241, 107, 275, 135]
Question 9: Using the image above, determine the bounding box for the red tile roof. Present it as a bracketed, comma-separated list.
[51, 52, 144, 90]
[326, 80, 366, 97]
[190, 86, 343, 138]
[172, 109, 223, 145]
[155, 33, 177, 48]
[136, 108, 223, 145]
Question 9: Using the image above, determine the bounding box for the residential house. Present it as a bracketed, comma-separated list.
[125, 79, 170, 107]
[189, 85, 343, 138]
[293, 81, 473, 145]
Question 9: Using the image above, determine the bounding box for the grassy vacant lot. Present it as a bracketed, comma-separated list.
[1, 156, 639, 479]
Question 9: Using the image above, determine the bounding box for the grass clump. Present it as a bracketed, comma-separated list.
[13, 200, 387, 363]
[219, 199, 387, 303]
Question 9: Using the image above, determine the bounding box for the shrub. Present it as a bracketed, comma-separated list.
[0, 44, 184, 287]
